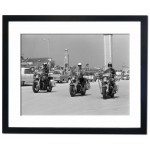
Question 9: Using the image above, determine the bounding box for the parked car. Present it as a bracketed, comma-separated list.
[21, 67, 34, 85]
[51, 70, 70, 83]
[122, 74, 130, 80]
[32, 71, 56, 93]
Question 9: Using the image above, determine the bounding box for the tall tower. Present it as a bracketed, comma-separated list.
[64, 49, 69, 71]
[104, 34, 113, 70]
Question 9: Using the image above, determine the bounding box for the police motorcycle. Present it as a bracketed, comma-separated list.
[32, 71, 55, 93]
[98, 72, 118, 99]
[69, 76, 90, 97]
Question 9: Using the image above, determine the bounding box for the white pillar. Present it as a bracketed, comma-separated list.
[104, 34, 113, 70]
[64, 49, 69, 71]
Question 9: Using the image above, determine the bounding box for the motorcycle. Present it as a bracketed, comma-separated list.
[32, 72, 55, 93]
[98, 72, 118, 99]
[69, 76, 90, 97]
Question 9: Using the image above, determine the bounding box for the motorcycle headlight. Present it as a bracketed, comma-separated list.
[41, 76, 46, 81]
[103, 77, 107, 82]
[71, 77, 76, 83]
[36, 75, 39, 78]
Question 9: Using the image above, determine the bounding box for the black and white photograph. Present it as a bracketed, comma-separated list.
[21, 34, 130, 115]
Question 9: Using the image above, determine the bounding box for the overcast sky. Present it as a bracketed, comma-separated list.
[21, 34, 129, 69]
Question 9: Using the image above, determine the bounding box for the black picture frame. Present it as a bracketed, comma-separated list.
[2, 15, 148, 134]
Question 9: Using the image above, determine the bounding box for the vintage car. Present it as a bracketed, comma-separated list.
[21, 67, 34, 85]
[83, 71, 97, 82]
[116, 71, 122, 80]
[122, 74, 130, 80]
[51, 70, 70, 83]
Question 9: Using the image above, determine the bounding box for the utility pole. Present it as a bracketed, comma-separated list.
[43, 38, 51, 71]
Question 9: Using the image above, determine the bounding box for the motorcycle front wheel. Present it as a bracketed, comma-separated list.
[69, 85, 76, 97]
[81, 86, 86, 96]
[47, 81, 52, 92]
[102, 87, 107, 99]
[110, 93, 114, 98]
[32, 81, 39, 93]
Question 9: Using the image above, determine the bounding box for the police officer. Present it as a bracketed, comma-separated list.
[76, 63, 86, 87]
[104, 62, 116, 77]
[42, 62, 49, 85]
[42, 63, 49, 74]
[104, 62, 116, 93]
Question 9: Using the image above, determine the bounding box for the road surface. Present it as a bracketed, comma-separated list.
[21, 80, 129, 115]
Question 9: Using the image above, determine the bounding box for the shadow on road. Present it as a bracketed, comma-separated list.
[100, 95, 119, 100]
[70, 93, 92, 97]
[33, 90, 57, 93]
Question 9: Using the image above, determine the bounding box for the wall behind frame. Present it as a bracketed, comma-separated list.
[0, 1, 149, 150]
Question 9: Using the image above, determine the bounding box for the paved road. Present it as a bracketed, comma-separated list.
[21, 80, 129, 115]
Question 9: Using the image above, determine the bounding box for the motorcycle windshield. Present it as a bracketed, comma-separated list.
[103, 73, 111, 77]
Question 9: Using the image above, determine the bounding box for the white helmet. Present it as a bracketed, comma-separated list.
[43, 62, 47, 67]
[78, 62, 82, 66]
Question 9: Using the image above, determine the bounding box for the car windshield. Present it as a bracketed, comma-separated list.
[24, 69, 32, 74]
[54, 71, 61, 74]
[124, 74, 129, 77]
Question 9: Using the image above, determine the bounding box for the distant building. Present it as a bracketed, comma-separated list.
[21, 57, 50, 68]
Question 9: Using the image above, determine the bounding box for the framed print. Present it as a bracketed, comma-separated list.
[2, 15, 148, 134]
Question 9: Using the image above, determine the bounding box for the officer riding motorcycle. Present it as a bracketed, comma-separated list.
[32, 63, 54, 93]
[98, 62, 118, 99]
[69, 63, 90, 97]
